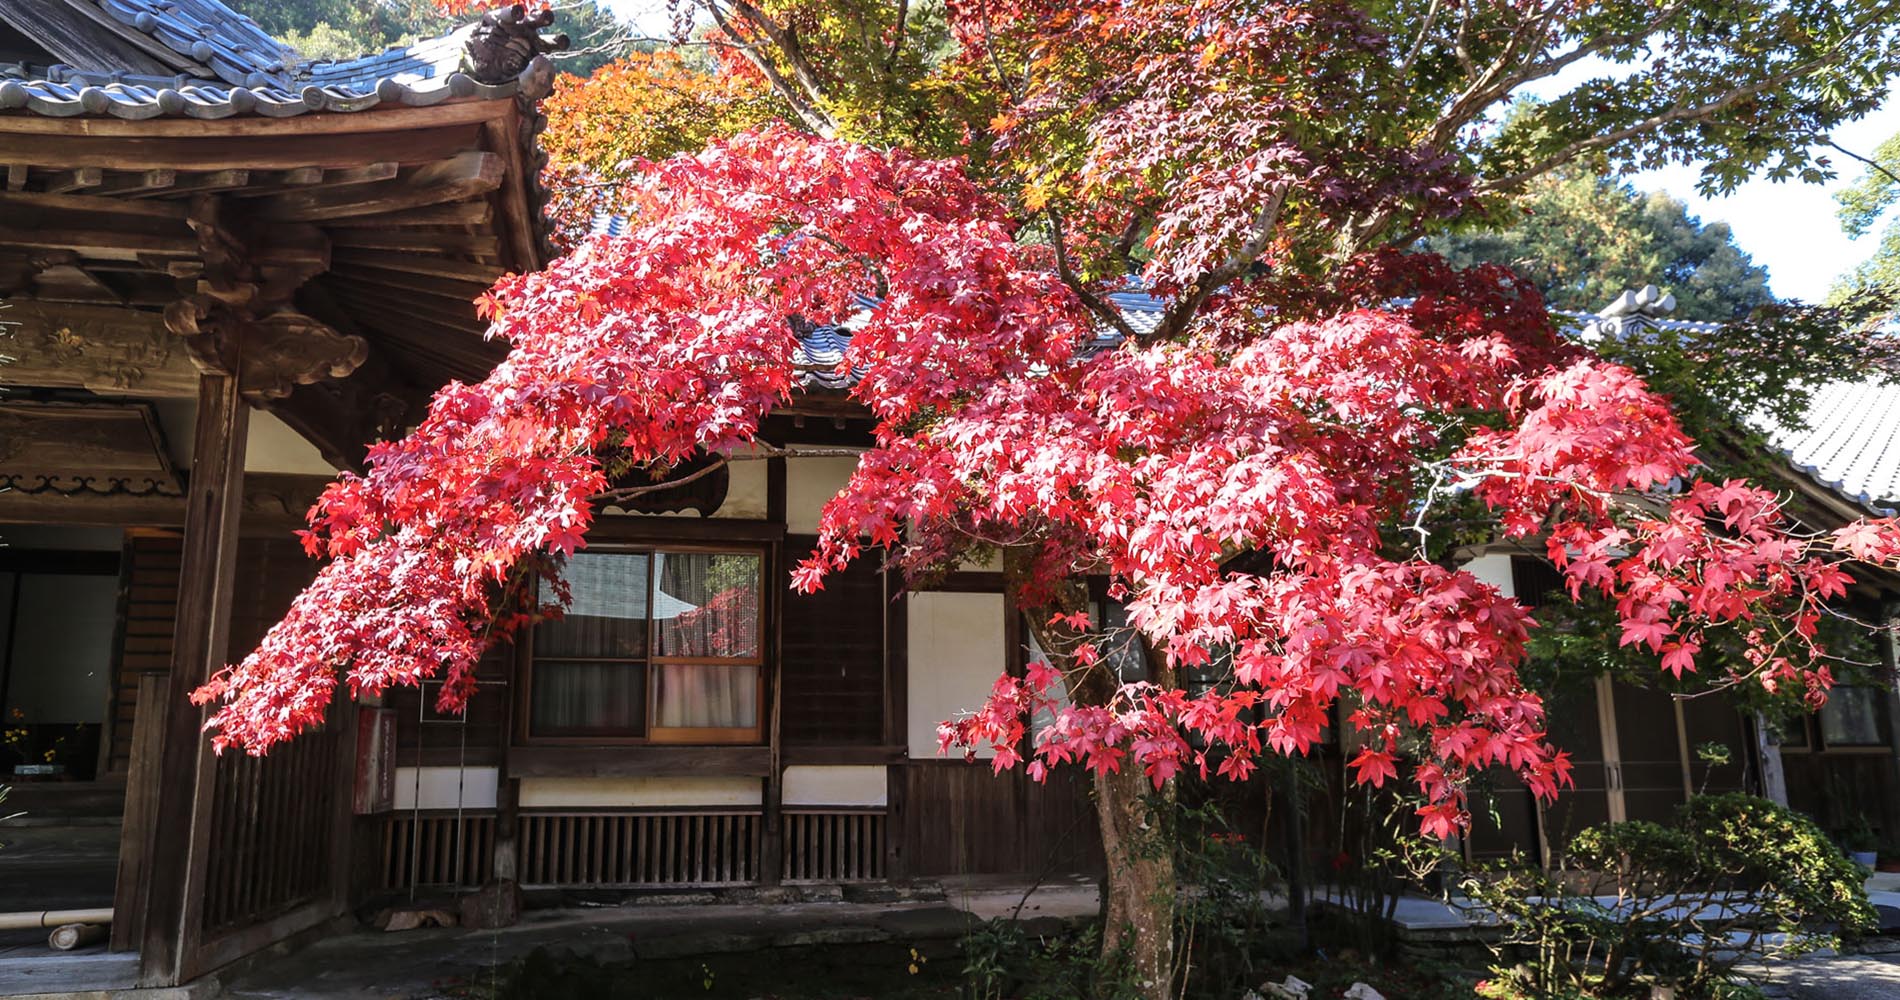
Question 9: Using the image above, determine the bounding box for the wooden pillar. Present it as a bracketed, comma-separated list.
[1879, 601, 1900, 833]
[138, 368, 250, 986]
[762, 457, 788, 886]
[883, 563, 909, 880]
[1753, 712, 1790, 807]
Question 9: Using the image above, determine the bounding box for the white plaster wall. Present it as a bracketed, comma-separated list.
[245, 410, 338, 474]
[786, 454, 861, 535]
[1461, 552, 1517, 599]
[714, 453, 769, 519]
[394, 766, 500, 810]
[517, 776, 762, 808]
[906, 591, 1008, 759]
[152, 398, 338, 475]
[782, 765, 888, 807]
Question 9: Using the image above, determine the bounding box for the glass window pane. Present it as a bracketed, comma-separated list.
[529, 662, 647, 737]
[653, 664, 759, 730]
[654, 552, 761, 659]
[1094, 600, 1148, 682]
[539, 552, 649, 658]
[1820, 687, 1889, 747]
[1021, 621, 1072, 743]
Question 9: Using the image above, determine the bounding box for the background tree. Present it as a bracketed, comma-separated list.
[1831, 129, 1900, 306]
[218, 2, 1900, 996]
[1428, 168, 1774, 322]
[538, 47, 787, 246]
[234, 0, 623, 73]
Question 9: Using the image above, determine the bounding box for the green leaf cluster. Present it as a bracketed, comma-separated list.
[1465, 793, 1876, 999]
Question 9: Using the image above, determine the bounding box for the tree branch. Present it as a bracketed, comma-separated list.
[725, 0, 839, 133]
[704, 1, 837, 135]
[1822, 137, 1900, 190]
[885, 0, 910, 79]
[589, 444, 863, 504]
[1474, 53, 1838, 196]
[1152, 184, 1288, 341]
[1423, 1, 1686, 158]
[1046, 208, 1140, 343]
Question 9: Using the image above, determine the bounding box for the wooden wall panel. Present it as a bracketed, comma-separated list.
[225, 535, 318, 655]
[107, 532, 181, 772]
[780, 534, 884, 745]
[1783, 752, 1900, 837]
[900, 761, 1102, 877]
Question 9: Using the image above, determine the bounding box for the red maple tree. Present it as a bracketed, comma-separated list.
[208, 0, 1900, 990]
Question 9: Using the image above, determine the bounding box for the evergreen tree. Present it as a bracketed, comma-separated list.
[234, 0, 625, 75]
[1428, 168, 1774, 321]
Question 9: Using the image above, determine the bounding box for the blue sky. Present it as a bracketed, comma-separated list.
[1619, 102, 1900, 303]
[599, 1, 1897, 302]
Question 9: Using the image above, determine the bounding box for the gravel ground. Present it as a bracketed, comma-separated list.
[1752, 950, 1900, 1000]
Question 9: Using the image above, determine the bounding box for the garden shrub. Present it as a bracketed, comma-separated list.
[1463, 793, 1875, 999]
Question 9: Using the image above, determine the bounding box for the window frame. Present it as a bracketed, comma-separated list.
[1813, 684, 1894, 752]
[519, 539, 770, 746]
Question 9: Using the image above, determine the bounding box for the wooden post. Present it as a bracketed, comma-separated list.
[1754, 712, 1790, 807]
[762, 458, 787, 887]
[883, 563, 909, 880]
[137, 368, 249, 987]
[761, 537, 785, 886]
[1879, 601, 1900, 834]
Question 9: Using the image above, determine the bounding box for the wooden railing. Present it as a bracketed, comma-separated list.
[518, 809, 761, 887]
[380, 812, 496, 890]
[782, 809, 885, 882]
[375, 805, 893, 890]
[200, 720, 344, 934]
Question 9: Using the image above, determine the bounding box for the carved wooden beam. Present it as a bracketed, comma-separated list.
[0, 471, 335, 547]
[0, 297, 372, 400]
[0, 298, 199, 396]
[163, 196, 367, 399]
[257, 151, 503, 223]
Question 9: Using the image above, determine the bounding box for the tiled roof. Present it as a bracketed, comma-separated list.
[1753, 381, 1900, 515]
[1558, 296, 1900, 515]
[0, 0, 554, 119]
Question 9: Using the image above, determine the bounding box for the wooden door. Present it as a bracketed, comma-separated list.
[1535, 676, 1615, 864]
[1603, 679, 1692, 825]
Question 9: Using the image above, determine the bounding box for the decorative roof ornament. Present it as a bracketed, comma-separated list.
[1599, 283, 1679, 320]
[463, 4, 570, 86]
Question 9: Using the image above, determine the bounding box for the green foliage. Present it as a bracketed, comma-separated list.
[1170, 797, 1282, 996]
[961, 920, 1137, 1000]
[236, 0, 451, 56]
[1429, 167, 1773, 322]
[1463, 793, 1876, 999]
[1831, 131, 1900, 306]
[958, 793, 1281, 1000]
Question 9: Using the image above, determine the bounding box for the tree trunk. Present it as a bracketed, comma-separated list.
[1004, 549, 1178, 1000]
[1094, 760, 1177, 999]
